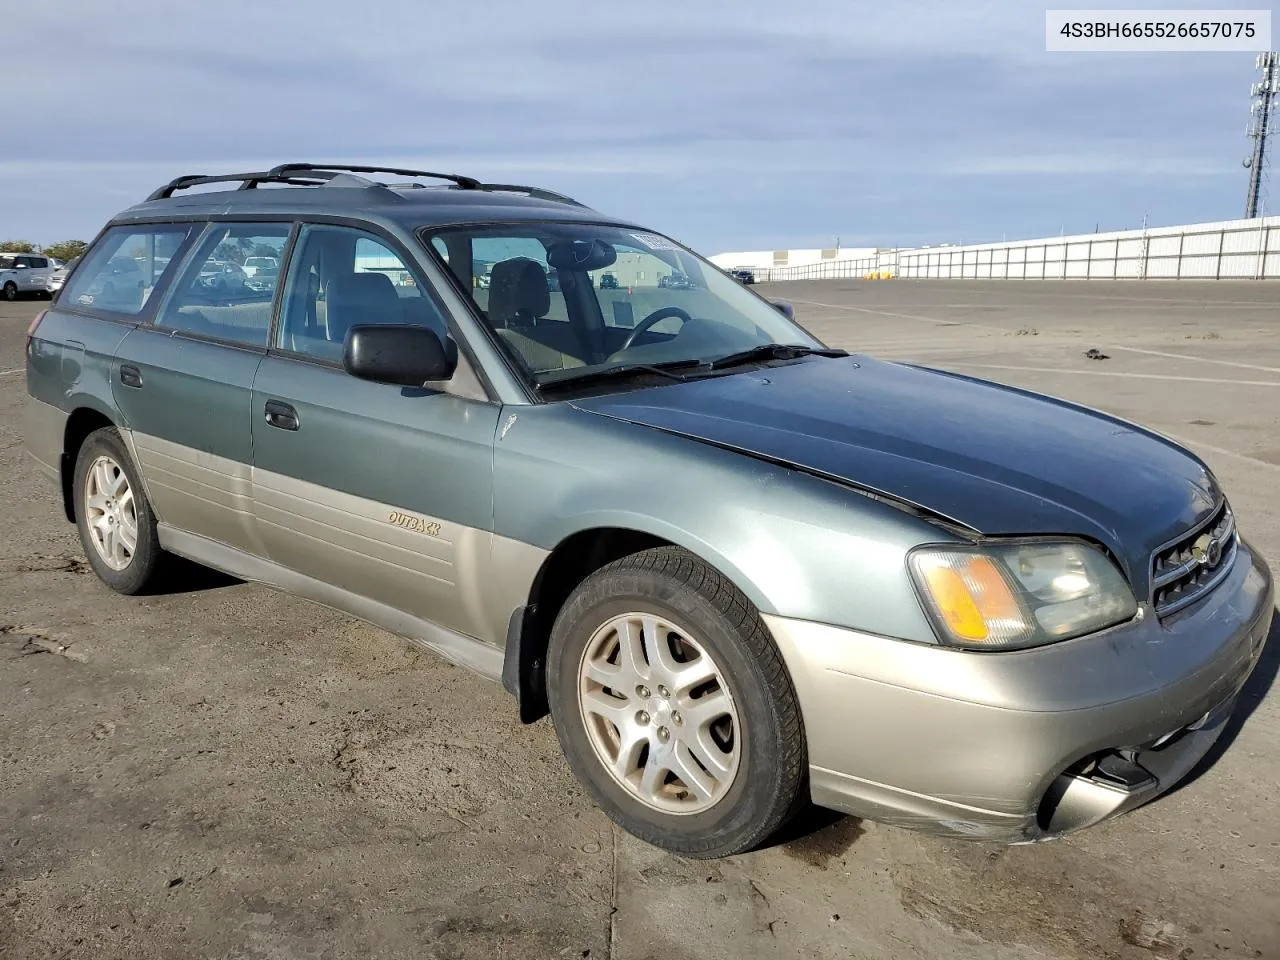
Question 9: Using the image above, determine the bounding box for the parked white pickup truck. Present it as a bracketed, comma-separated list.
[0, 253, 57, 301]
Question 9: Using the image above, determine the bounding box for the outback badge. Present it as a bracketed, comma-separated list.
[388, 510, 441, 538]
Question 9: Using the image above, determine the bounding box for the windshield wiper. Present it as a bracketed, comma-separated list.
[535, 345, 849, 393]
[536, 359, 704, 393]
[706, 343, 848, 370]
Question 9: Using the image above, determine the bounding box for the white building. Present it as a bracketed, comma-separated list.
[707, 247, 879, 271]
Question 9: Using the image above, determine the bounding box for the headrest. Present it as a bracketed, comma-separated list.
[325, 272, 402, 342]
[487, 257, 550, 327]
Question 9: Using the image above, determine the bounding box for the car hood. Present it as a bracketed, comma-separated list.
[570, 355, 1221, 586]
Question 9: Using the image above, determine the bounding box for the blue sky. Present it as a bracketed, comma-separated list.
[1, 1, 1273, 255]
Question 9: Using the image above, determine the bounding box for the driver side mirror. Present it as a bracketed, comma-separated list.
[771, 300, 795, 320]
[344, 324, 456, 387]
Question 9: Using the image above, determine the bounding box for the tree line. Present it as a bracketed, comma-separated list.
[1, 240, 89, 261]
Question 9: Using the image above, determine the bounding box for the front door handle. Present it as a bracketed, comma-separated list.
[264, 399, 299, 431]
[119, 364, 143, 389]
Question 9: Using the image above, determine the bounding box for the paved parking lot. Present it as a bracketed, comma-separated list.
[2, 280, 1278, 960]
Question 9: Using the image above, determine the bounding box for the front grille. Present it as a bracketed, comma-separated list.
[1151, 500, 1237, 617]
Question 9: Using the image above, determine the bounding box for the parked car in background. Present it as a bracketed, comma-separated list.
[24, 162, 1274, 861]
[729, 267, 755, 285]
[658, 271, 694, 290]
[243, 255, 279, 278]
[45, 257, 81, 295]
[197, 260, 248, 291]
[1, 253, 57, 300]
[245, 261, 280, 293]
[598, 271, 619, 289]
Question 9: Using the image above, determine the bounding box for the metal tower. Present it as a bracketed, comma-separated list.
[1244, 52, 1280, 219]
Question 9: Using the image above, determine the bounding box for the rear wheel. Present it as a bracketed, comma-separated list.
[72, 427, 164, 594]
[547, 546, 807, 859]
[2, 281, 16, 301]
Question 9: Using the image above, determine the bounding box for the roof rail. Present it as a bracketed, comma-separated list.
[144, 164, 588, 208]
[475, 183, 589, 208]
[269, 163, 483, 190]
[145, 169, 355, 201]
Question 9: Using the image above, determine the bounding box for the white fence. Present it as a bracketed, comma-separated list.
[748, 215, 1280, 282]
[748, 256, 885, 282]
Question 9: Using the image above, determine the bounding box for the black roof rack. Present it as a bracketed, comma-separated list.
[145, 164, 587, 207]
[268, 162, 483, 190]
[476, 183, 590, 208]
[272, 166, 588, 206]
[146, 171, 333, 201]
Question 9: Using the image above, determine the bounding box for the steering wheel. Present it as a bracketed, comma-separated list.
[620, 305, 695, 351]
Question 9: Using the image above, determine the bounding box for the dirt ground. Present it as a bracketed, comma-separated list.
[2, 279, 1278, 960]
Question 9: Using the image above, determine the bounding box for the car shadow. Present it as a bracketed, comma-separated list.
[756, 802, 871, 866]
[1162, 604, 1280, 797]
[141, 555, 241, 596]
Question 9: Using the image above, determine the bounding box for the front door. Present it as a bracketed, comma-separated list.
[110, 221, 293, 555]
[250, 223, 500, 639]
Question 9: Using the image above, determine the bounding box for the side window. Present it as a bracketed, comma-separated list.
[31, 257, 49, 269]
[60, 225, 194, 316]
[278, 224, 453, 363]
[156, 223, 291, 348]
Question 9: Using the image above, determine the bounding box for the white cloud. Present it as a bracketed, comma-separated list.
[0, 0, 1265, 247]
[942, 154, 1236, 176]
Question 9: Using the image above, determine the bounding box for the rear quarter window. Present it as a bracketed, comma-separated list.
[60, 225, 196, 316]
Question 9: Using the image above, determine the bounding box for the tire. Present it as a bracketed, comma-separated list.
[547, 546, 807, 859]
[72, 427, 164, 594]
[2, 282, 16, 301]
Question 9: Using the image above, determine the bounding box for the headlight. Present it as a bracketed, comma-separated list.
[908, 541, 1137, 650]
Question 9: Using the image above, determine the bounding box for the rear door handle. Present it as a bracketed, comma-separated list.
[119, 364, 143, 389]
[264, 399, 299, 431]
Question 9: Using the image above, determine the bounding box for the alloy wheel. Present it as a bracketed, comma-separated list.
[577, 612, 741, 815]
[84, 455, 138, 571]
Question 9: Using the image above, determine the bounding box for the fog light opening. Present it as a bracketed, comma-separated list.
[1036, 751, 1157, 835]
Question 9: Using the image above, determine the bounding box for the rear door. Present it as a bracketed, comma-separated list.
[25, 256, 54, 292]
[15, 255, 41, 292]
[109, 221, 294, 555]
[249, 222, 500, 639]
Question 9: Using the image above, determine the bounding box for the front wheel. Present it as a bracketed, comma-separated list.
[72, 427, 164, 594]
[547, 547, 807, 859]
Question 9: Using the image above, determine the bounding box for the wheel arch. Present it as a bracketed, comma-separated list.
[503, 520, 773, 724]
[60, 404, 119, 522]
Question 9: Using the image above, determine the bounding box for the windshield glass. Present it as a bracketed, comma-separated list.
[424, 222, 824, 389]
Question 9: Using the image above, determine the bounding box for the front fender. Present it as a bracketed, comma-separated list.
[493, 404, 947, 643]
[533, 504, 777, 615]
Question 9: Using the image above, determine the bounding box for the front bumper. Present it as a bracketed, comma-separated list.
[764, 540, 1274, 842]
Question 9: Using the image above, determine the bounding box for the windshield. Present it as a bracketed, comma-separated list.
[424, 222, 824, 390]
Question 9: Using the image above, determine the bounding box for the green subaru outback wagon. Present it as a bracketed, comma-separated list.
[24, 164, 1274, 858]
